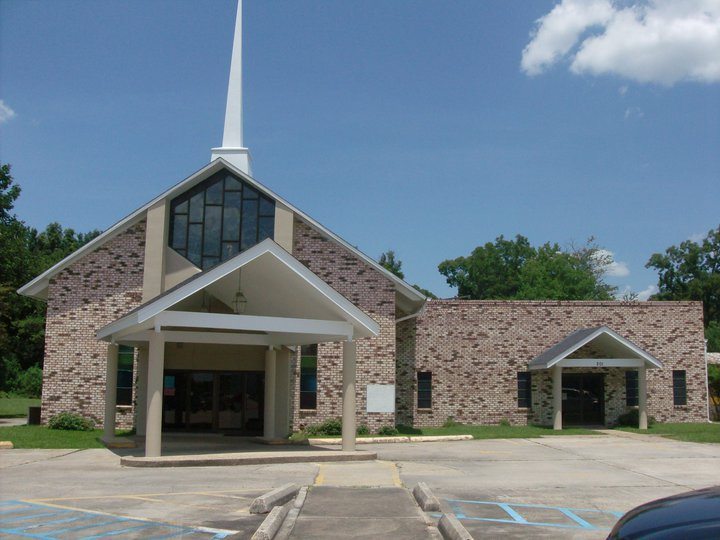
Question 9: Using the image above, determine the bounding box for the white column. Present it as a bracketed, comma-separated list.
[264, 347, 277, 439]
[638, 365, 648, 430]
[135, 347, 149, 437]
[342, 340, 357, 452]
[103, 343, 119, 440]
[274, 349, 290, 438]
[552, 365, 563, 431]
[145, 332, 165, 457]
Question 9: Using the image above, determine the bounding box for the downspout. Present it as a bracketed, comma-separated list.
[705, 339, 711, 423]
[395, 303, 427, 324]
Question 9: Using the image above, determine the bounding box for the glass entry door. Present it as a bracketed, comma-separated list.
[562, 373, 605, 425]
[163, 371, 264, 434]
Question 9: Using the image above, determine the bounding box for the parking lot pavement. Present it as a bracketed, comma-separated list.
[0, 500, 237, 539]
[368, 434, 720, 539]
[0, 448, 318, 538]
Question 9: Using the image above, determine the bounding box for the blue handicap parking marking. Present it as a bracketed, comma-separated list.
[441, 498, 623, 531]
[0, 501, 235, 539]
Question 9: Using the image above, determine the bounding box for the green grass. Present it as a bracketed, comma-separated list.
[0, 396, 40, 418]
[615, 422, 720, 443]
[0, 425, 132, 449]
[396, 424, 598, 439]
[296, 424, 598, 440]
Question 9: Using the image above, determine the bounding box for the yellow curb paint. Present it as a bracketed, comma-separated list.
[314, 463, 325, 485]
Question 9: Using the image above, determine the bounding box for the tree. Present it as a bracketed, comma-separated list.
[378, 250, 437, 298]
[0, 164, 100, 393]
[646, 226, 720, 351]
[379, 250, 404, 279]
[438, 235, 616, 300]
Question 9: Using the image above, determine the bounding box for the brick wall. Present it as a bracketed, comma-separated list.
[42, 222, 146, 428]
[291, 219, 397, 432]
[396, 300, 707, 427]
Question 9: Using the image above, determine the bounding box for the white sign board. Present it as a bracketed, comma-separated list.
[366, 384, 395, 413]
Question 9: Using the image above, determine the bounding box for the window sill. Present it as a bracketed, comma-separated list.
[417, 408, 432, 412]
[299, 409, 318, 413]
[116, 405, 133, 410]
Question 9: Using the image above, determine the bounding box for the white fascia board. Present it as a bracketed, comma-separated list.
[19, 157, 425, 309]
[157, 311, 354, 338]
[18, 160, 229, 300]
[215, 159, 426, 306]
[96, 239, 380, 340]
[544, 326, 662, 370]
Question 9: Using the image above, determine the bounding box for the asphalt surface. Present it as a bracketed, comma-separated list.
[2, 432, 720, 539]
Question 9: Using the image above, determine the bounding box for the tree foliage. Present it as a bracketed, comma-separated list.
[438, 235, 616, 301]
[379, 250, 404, 279]
[0, 164, 100, 393]
[646, 226, 720, 351]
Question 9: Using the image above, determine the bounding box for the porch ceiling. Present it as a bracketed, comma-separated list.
[97, 239, 380, 346]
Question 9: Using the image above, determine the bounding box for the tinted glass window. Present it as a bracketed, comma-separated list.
[169, 171, 275, 270]
[417, 372, 432, 409]
[300, 345, 318, 410]
[626, 371, 639, 406]
[517, 372, 532, 408]
[673, 370, 687, 406]
[117, 345, 134, 406]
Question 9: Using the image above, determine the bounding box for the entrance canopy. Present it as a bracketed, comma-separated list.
[97, 239, 380, 347]
[528, 326, 662, 371]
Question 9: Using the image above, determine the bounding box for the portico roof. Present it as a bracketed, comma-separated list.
[97, 239, 380, 347]
[529, 326, 662, 371]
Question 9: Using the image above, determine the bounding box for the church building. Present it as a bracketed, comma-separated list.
[18, 2, 709, 456]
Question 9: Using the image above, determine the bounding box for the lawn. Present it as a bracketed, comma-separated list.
[616, 422, 720, 443]
[0, 396, 40, 418]
[0, 425, 133, 449]
[298, 424, 599, 441]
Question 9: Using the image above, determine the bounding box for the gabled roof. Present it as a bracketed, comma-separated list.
[97, 238, 380, 343]
[18, 158, 426, 308]
[529, 326, 662, 370]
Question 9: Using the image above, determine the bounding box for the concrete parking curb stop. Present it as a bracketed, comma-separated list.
[307, 435, 473, 445]
[274, 486, 308, 540]
[413, 482, 440, 511]
[250, 502, 292, 540]
[438, 513, 473, 540]
[250, 483, 300, 514]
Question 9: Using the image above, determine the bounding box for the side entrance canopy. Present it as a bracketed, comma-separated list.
[97, 239, 379, 456]
[529, 326, 662, 430]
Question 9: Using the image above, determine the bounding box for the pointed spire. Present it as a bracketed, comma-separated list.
[211, 0, 251, 174]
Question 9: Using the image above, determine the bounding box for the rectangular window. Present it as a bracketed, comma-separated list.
[117, 346, 134, 406]
[417, 372, 432, 409]
[517, 372, 532, 408]
[626, 370, 639, 406]
[673, 370, 687, 406]
[300, 345, 317, 410]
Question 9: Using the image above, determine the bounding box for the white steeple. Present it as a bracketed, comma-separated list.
[211, 0, 251, 174]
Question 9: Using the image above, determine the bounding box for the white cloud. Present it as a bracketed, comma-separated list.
[637, 284, 659, 300]
[595, 249, 631, 277]
[624, 106, 644, 119]
[0, 100, 16, 124]
[618, 84, 628, 95]
[521, 0, 720, 85]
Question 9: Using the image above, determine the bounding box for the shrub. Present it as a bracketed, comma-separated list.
[304, 418, 342, 436]
[17, 366, 43, 398]
[617, 409, 656, 427]
[48, 412, 95, 431]
[377, 425, 399, 436]
[443, 416, 461, 428]
[356, 424, 370, 436]
[499, 418, 511, 427]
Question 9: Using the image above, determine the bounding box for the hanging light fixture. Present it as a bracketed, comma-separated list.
[232, 268, 247, 314]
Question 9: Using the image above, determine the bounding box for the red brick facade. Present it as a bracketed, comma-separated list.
[396, 300, 707, 427]
[291, 219, 397, 432]
[41, 222, 146, 428]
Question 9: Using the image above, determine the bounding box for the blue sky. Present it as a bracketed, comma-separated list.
[1, 0, 718, 299]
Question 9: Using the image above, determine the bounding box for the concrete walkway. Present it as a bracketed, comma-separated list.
[285, 460, 439, 539]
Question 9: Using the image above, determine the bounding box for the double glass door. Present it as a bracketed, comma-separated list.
[562, 373, 605, 426]
[163, 371, 264, 434]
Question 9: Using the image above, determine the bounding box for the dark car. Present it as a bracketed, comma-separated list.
[607, 486, 720, 539]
